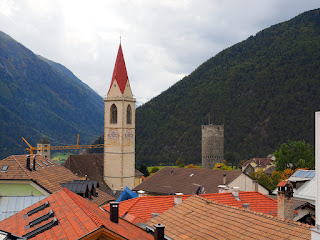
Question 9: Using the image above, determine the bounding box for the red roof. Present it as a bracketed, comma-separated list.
[0, 155, 114, 205]
[278, 180, 290, 187]
[0, 188, 152, 240]
[147, 196, 311, 240]
[103, 191, 282, 223]
[108, 43, 129, 94]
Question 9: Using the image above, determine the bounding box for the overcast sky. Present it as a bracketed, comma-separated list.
[0, 1, 319, 104]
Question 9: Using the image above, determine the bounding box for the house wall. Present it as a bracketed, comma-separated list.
[228, 174, 269, 195]
[0, 180, 49, 196]
[134, 176, 142, 187]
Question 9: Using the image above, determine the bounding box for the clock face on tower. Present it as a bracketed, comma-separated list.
[125, 129, 134, 145]
[107, 129, 120, 144]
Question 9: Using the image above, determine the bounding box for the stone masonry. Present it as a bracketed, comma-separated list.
[202, 125, 224, 169]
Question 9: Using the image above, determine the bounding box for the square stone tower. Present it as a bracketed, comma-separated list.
[104, 43, 136, 190]
[202, 125, 224, 169]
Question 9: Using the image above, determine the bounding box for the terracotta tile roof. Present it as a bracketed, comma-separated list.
[147, 195, 311, 240]
[133, 167, 242, 195]
[0, 155, 114, 204]
[278, 180, 290, 187]
[0, 188, 152, 240]
[63, 154, 110, 192]
[64, 154, 144, 193]
[103, 191, 284, 223]
[108, 43, 129, 94]
[242, 157, 274, 169]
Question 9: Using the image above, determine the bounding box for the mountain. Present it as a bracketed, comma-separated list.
[0, 31, 104, 158]
[135, 9, 320, 166]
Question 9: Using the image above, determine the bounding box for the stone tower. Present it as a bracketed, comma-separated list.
[37, 136, 50, 159]
[104, 43, 136, 190]
[202, 125, 224, 169]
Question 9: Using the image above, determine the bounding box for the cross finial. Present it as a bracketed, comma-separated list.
[120, 35, 121, 44]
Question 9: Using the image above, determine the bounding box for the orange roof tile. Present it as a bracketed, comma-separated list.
[278, 180, 290, 187]
[103, 191, 285, 223]
[147, 195, 311, 240]
[0, 188, 152, 240]
[0, 155, 114, 204]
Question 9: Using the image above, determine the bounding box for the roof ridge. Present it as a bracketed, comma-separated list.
[122, 197, 141, 214]
[62, 188, 104, 227]
[12, 155, 33, 179]
[195, 195, 312, 228]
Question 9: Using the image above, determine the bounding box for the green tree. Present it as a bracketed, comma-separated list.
[150, 166, 160, 174]
[251, 170, 273, 191]
[176, 155, 185, 166]
[138, 164, 150, 177]
[224, 152, 239, 169]
[274, 140, 315, 171]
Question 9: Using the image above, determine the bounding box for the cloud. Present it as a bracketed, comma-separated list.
[0, 0, 319, 103]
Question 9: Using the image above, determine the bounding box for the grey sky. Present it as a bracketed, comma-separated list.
[0, 0, 319, 104]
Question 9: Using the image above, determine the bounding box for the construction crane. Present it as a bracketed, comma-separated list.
[22, 135, 118, 155]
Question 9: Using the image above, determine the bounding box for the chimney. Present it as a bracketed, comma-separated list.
[223, 173, 227, 185]
[252, 180, 258, 192]
[109, 202, 119, 223]
[138, 190, 146, 197]
[154, 224, 165, 240]
[242, 203, 250, 209]
[231, 187, 240, 200]
[32, 155, 36, 171]
[277, 180, 293, 220]
[174, 193, 183, 205]
[151, 213, 159, 219]
[26, 155, 31, 171]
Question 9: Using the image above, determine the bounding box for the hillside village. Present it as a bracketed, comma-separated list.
[1, 6, 320, 240]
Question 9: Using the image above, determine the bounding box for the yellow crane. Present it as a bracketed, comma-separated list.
[22, 135, 106, 155]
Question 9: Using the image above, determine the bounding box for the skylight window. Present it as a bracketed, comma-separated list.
[1, 166, 8, 172]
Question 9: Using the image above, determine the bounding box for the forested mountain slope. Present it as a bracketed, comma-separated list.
[135, 9, 320, 165]
[0, 31, 104, 158]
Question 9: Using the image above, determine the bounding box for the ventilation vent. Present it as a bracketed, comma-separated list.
[24, 201, 50, 218]
[41, 161, 49, 167]
[25, 210, 55, 230]
[23, 218, 58, 239]
[36, 162, 43, 168]
[47, 160, 55, 165]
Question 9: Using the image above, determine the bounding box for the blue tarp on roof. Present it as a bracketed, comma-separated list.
[116, 187, 138, 202]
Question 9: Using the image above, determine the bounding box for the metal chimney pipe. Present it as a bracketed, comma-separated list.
[154, 223, 165, 240]
[223, 173, 227, 185]
[33, 156, 36, 171]
[109, 202, 119, 223]
[26, 155, 31, 171]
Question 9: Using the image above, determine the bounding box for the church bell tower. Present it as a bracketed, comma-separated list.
[104, 43, 136, 190]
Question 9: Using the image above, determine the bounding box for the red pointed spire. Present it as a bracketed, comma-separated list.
[108, 43, 129, 94]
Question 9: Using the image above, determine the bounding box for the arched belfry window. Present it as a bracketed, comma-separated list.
[110, 104, 117, 124]
[127, 105, 132, 124]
